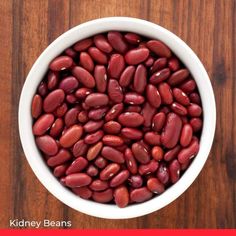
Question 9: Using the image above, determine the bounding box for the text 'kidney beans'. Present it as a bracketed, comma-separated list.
[32, 31, 202, 208]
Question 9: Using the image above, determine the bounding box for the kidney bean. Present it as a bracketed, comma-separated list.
[119, 66, 135, 87]
[178, 138, 200, 164]
[108, 54, 125, 78]
[53, 164, 68, 177]
[130, 187, 153, 203]
[147, 177, 165, 194]
[118, 112, 144, 127]
[141, 102, 156, 127]
[47, 149, 71, 167]
[65, 47, 77, 58]
[92, 189, 113, 203]
[105, 103, 124, 121]
[168, 57, 180, 71]
[31, 94, 43, 119]
[75, 88, 92, 100]
[124, 92, 145, 105]
[43, 89, 65, 113]
[53, 103, 67, 117]
[151, 146, 164, 161]
[161, 113, 182, 148]
[59, 76, 79, 94]
[129, 175, 143, 188]
[145, 56, 154, 67]
[190, 117, 203, 132]
[189, 92, 201, 105]
[139, 160, 159, 175]
[88, 47, 108, 64]
[150, 58, 167, 74]
[49, 56, 73, 71]
[124, 148, 138, 174]
[152, 112, 166, 132]
[66, 157, 88, 175]
[84, 130, 104, 145]
[94, 34, 112, 53]
[72, 66, 95, 88]
[179, 79, 196, 93]
[100, 163, 120, 181]
[64, 107, 79, 127]
[164, 145, 181, 162]
[108, 79, 124, 103]
[72, 139, 88, 157]
[180, 124, 193, 147]
[38, 81, 48, 97]
[114, 186, 129, 208]
[88, 107, 108, 121]
[103, 121, 121, 134]
[72, 186, 92, 199]
[47, 71, 58, 90]
[173, 88, 190, 106]
[86, 164, 99, 177]
[85, 93, 109, 108]
[167, 69, 189, 86]
[110, 170, 130, 187]
[59, 124, 83, 148]
[121, 128, 143, 140]
[131, 142, 150, 164]
[50, 118, 64, 137]
[66, 94, 77, 104]
[149, 68, 171, 85]
[146, 84, 161, 108]
[35, 135, 58, 156]
[33, 114, 54, 136]
[144, 132, 161, 146]
[159, 106, 171, 114]
[170, 102, 188, 116]
[133, 64, 147, 93]
[101, 146, 125, 163]
[147, 40, 171, 58]
[93, 66, 107, 93]
[125, 48, 149, 65]
[180, 159, 191, 171]
[78, 110, 88, 123]
[65, 173, 92, 187]
[157, 163, 169, 184]
[94, 156, 108, 169]
[79, 52, 94, 72]
[73, 38, 93, 51]
[188, 103, 202, 117]
[102, 135, 124, 147]
[169, 159, 181, 183]
[83, 120, 104, 133]
[124, 32, 141, 44]
[107, 31, 128, 53]
[90, 179, 109, 191]
[158, 82, 173, 105]
[87, 141, 103, 161]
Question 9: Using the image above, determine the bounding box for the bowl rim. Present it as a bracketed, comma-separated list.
[18, 16, 216, 219]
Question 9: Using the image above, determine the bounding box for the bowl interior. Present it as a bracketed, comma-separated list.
[18, 17, 216, 219]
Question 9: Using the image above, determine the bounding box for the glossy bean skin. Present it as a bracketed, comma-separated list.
[130, 187, 153, 203]
[133, 64, 147, 93]
[108, 79, 124, 103]
[107, 31, 128, 53]
[87, 141, 103, 161]
[131, 143, 150, 164]
[110, 170, 130, 187]
[72, 66, 95, 88]
[59, 76, 79, 94]
[102, 135, 124, 147]
[114, 186, 129, 208]
[169, 160, 181, 184]
[118, 112, 144, 127]
[152, 112, 166, 132]
[119, 66, 135, 87]
[50, 118, 64, 137]
[32, 94, 43, 118]
[100, 163, 120, 181]
[103, 121, 121, 134]
[108, 54, 125, 78]
[73, 38, 93, 51]
[65, 173, 92, 187]
[92, 189, 113, 203]
[72, 140, 88, 157]
[105, 103, 124, 121]
[72, 186, 92, 199]
[125, 48, 149, 65]
[149, 68, 171, 84]
[158, 82, 173, 105]
[146, 84, 161, 108]
[138, 160, 159, 175]
[180, 124, 193, 147]
[47, 149, 71, 167]
[49, 56, 73, 71]
[147, 40, 171, 58]
[164, 145, 181, 162]
[33, 114, 54, 136]
[88, 47, 108, 64]
[94, 34, 112, 53]
[167, 69, 189, 86]
[66, 157, 88, 175]
[94, 65, 107, 93]
[79, 52, 94, 72]
[124, 148, 138, 174]
[150, 58, 167, 74]
[147, 177, 165, 194]
[35, 135, 58, 156]
[141, 102, 156, 127]
[121, 128, 143, 140]
[101, 146, 125, 163]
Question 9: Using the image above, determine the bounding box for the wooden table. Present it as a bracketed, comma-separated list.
[0, 0, 235, 229]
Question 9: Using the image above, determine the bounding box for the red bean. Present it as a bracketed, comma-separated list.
[129, 175, 143, 188]
[86, 164, 99, 177]
[90, 179, 109, 191]
[72, 140, 88, 157]
[78, 110, 88, 123]
[158, 82, 173, 105]
[179, 79, 196, 93]
[59, 76, 79, 94]
[103, 121, 121, 134]
[88, 107, 108, 121]
[118, 112, 144, 127]
[79, 52, 94, 72]
[47, 149, 71, 167]
[107, 31, 128, 53]
[124, 148, 138, 174]
[150, 58, 167, 74]
[88, 47, 108, 64]
[59, 125, 83, 148]
[121, 128, 143, 140]
[138, 160, 159, 175]
[83, 120, 104, 133]
[188, 103, 202, 117]
[75, 88, 92, 99]
[100, 163, 120, 180]
[125, 48, 149, 65]
[167, 69, 189, 86]
[130, 187, 153, 203]
[101, 146, 125, 163]
[35, 135, 58, 156]
[92, 189, 113, 203]
[173, 88, 190, 106]
[157, 163, 169, 184]
[144, 132, 161, 146]
[94, 156, 108, 169]
[108, 54, 125, 78]
[105, 103, 124, 121]
[132, 142, 150, 164]
[141, 102, 156, 127]
[94, 65, 107, 93]
[32, 94, 43, 118]
[169, 160, 181, 183]
[49, 56, 73, 71]
[161, 113, 182, 148]
[189, 92, 201, 105]
[72, 66, 95, 88]
[85, 93, 109, 107]
[147, 177, 165, 194]
[102, 135, 124, 147]
[149, 68, 171, 84]
[124, 33, 141, 44]
[53, 164, 68, 177]
[47, 71, 58, 90]
[114, 186, 129, 208]
[94, 34, 112, 53]
[73, 38, 93, 51]
[170, 102, 188, 116]
[151, 146, 164, 161]
[168, 57, 180, 71]
[72, 186, 92, 199]
[178, 138, 199, 163]
[65, 47, 77, 58]
[147, 40, 171, 58]
[64, 107, 79, 127]
[33, 114, 54, 136]
[87, 141, 103, 161]
[66, 157, 88, 175]
[108, 79, 123, 103]
[152, 112, 166, 132]
[146, 84, 161, 108]
[38, 81, 48, 97]
[124, 92, 145, 105]
[133, 64, 147, 93]
[164, 145, 181, 162]
[110, 170, 130, 187]
[190, 118, 203, 132]
[84, 130, 104, 145]
[65, 173, 92, 187]
[180, 124, 193, 147]
[50, 118, 64, 137]
[119, 66, 135, 87]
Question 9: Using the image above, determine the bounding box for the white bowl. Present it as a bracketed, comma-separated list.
[19, 17, 216, 219]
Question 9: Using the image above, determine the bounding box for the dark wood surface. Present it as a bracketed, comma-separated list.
[0, 0, 235, 229]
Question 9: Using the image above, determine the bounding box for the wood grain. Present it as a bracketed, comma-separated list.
[0, 0, 235, 229]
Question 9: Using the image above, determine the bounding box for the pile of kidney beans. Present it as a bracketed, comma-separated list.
[31, 31, 203, 208]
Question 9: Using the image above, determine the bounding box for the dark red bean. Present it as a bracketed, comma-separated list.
[73, 38, 93, 51]
[94, 34, 112, 53]
[149, 68, 171, 84]
[150, 58, 167, 74]
[101, 146, 125, 164]
[141, 102, 156, 127]
[125, 48, 149, 65]
[107, 31, 128, 53]
[118, 112, 144, 127]
[35, 135, 58, 156]
[152, 112, 166, 132]
[167, 69, 189, 86]
[147, 40, 171, 58]
[131, 143, 150, 164]
[133, 64, 147, 93]
[130, 187, 153, 203]
[47, 149, 71, 167]
[49, 56, 73, 71]
[66, 157, 88, 175]
[119, 66, 135, 87]
[114, 186, 129, 208]
[72, 186, 92, 199]
[164, 145, 181, 162]
[108, 79, 123, 103]
[94, 65, 107, 93]
[88, 47, 108, 64]
[124, 148, 138, 175]
[146, 84, 161, 108]
[158, 82, 173, 105]
[108, 54, 125, 78]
